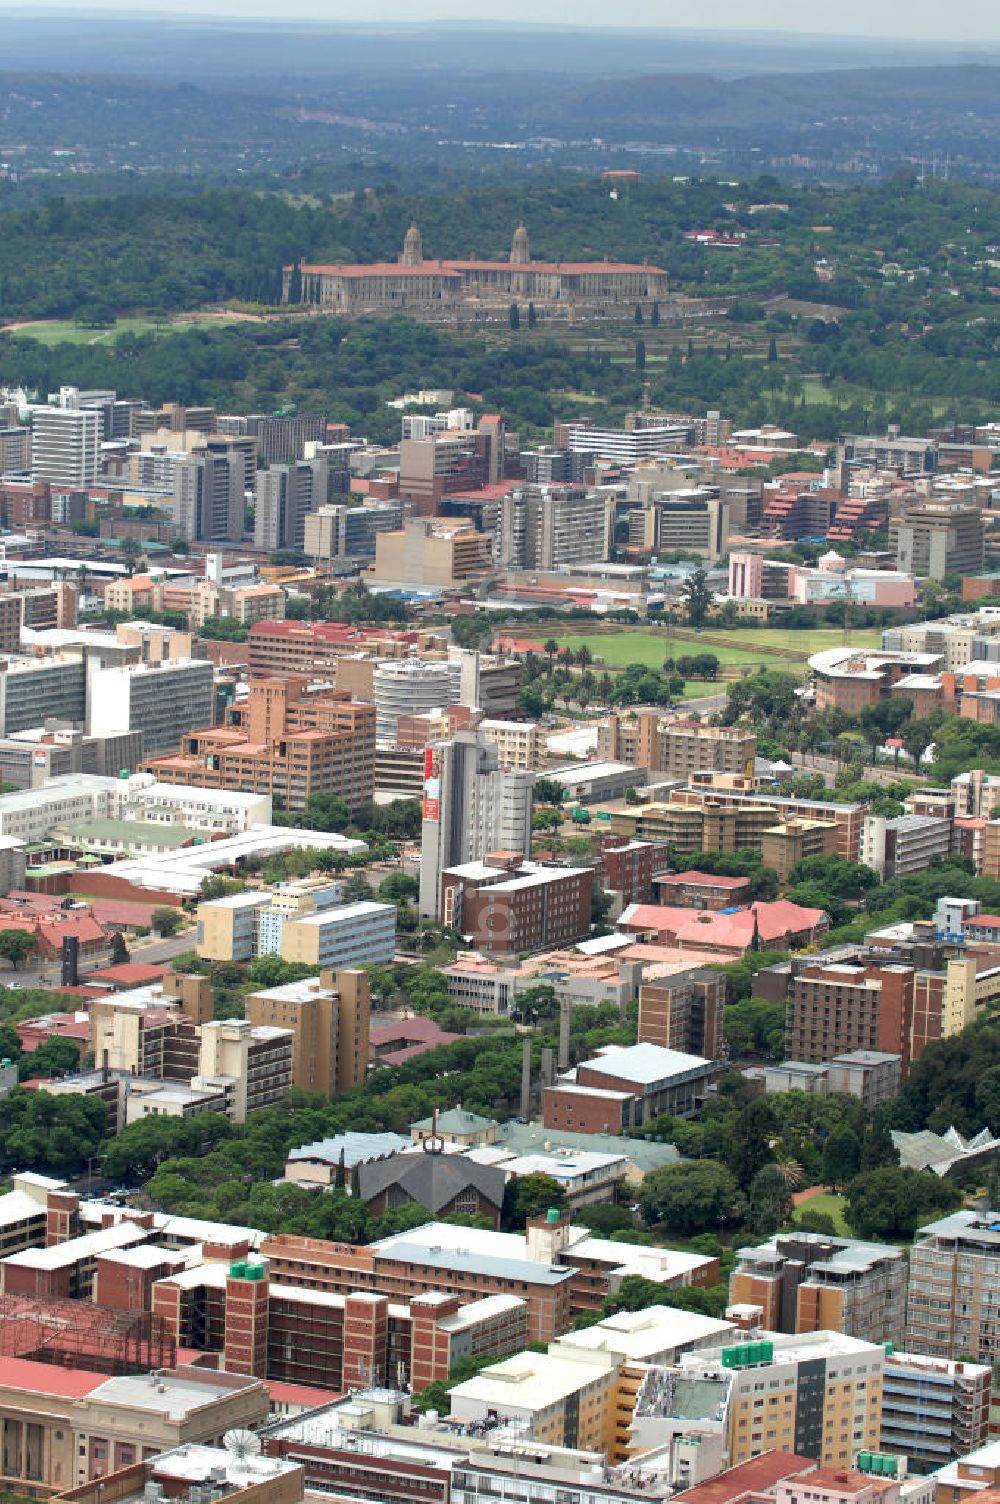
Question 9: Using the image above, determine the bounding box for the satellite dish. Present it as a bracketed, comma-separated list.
[223, 1430, 261, 1461]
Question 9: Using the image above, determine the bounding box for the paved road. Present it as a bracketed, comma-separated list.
[0, 927, 198, 992]
[128, 930, 199, 966]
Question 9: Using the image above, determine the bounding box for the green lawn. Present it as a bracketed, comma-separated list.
[710, 626, 882, 654]
[792, 1190, 852, 1235]
[546, 624, 881, 674]
[2, 314, 250, 346]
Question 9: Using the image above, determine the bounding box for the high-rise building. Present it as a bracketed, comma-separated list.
[881, 1351, 990, 1473]
[142, 678, 376, 813]
[87, 659, 215, 756]
[601, 713, 756, 780]
[672, 1330, 885, 1469]
[0, 427, 31, 475]
[891, 503, 985, 580]
[172, 453, 245, 543]
[217, 413, 327, 464]
[255, 459, 339, 552]
[419, 729, 534, 918]
[304, 501, 402, 561]
[196, 1019, 294, 1122]
[31, 407, 100, 487]
[638, 971, 726, 1059]
[245, 967, 372, 1097]
[373, 659, 459, 741]
[728, 1234, 907, 1346]
[906, 1210, 1000, 1360]
[496, 484, 611, 571]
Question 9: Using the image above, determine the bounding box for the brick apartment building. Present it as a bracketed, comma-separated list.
[245, 968, 371, 1098]
[652, 869, 752, 909]
[637, 970, 726, 1058]
[729, 1233, 908, 1346]
[600, 713, 756, 780]
[440, 853, 593, 957]
[783, 959, 944, 1075]
[257, 1231, 572, 1344]
[142, 677, 375, 814]
[597, 835, 673, 905]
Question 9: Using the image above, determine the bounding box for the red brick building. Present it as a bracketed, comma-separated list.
[597, 835, 672, 905]
[440, 853, 593, 958]
[653, 869, 753, 910]
[544, 1041, 718, 1133]
[638, 969, 726, 1058]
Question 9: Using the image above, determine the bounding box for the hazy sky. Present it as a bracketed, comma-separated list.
[26, 0, 1000, 42]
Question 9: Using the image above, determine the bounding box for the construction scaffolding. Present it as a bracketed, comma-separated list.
[0, 1292, 176, 1374]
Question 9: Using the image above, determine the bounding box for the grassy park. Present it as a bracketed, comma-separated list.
[791, 1190, 852, 1236]
[1, 312, 255, 346]
[545, 623, 882, 678]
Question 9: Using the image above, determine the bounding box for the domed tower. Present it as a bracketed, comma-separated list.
[400, 223, 423, 266]
[510, 223, 531, 264]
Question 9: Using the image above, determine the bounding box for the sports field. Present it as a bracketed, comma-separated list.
[546, 624, 881, 674]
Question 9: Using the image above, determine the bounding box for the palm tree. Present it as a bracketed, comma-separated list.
[544, 638, 558, 673]
[775, 1157, 804, 1191]
[577, 644, 593, 670]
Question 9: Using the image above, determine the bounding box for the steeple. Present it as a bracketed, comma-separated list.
[401, 223, 423, 266]
[510, 223, 530, 264]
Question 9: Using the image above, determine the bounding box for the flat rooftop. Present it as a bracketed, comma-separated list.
[89, 1367, 259, 1420]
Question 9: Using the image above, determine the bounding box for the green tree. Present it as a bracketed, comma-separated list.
[534, 778, 565, 806]
[509, 303, 520, 330]
[379, 872, 419, 905]
[822, 1124, 862, 1190]
[18, 1036, 82, 1081]
[767, 335, 778, 361]
[747, 1163, 793, 1236]
[634, 303, 644, 325]
[650, 301, 660, 326]
[682, 567, 712, 629]
[635, 338, 646, 373]
[152, 907, 183, 937]
[845, 1167, 962, 1241]
[728, 1097, 777, 1190]
[502, 1173, 567, 1230]
[0, 930, 37, 971]
[640, 1160, 742, 1236]
[527, 302, 537, 329]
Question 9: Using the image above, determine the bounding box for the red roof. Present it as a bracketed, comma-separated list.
[265, 1379, 344, 1407]
[370, 1016, 459, 1065]
[0, 1355, 105, 1398]
[17, 1014, 90, 1051]
[970, 914, 1000, 927]
[87, 901, 160, 929]
[89, 962, 168, 986]
[297, 256, 667, 277]
[674, 1452, 817, 1504]
[619, 900, 827, 951]
[658, 871, 751, 889]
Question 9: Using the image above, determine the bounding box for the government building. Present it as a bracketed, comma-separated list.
[282, 223, 669, 315]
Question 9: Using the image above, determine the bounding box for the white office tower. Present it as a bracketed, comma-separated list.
[373, 658, 460, 741]
[419, 729, 534, 919]
[31, 406, 101, 487]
